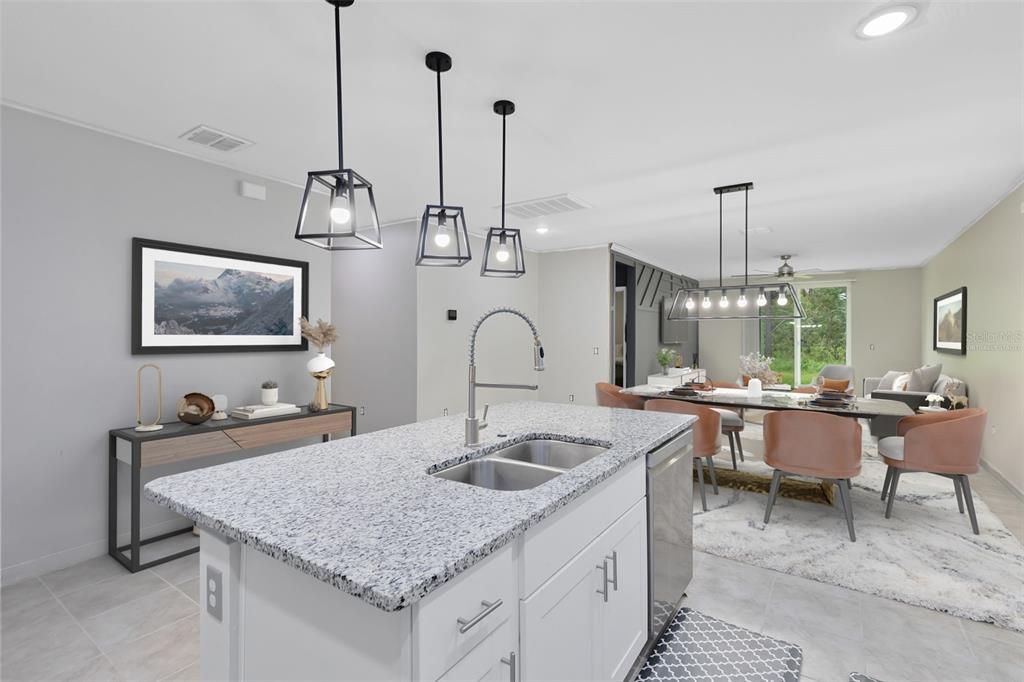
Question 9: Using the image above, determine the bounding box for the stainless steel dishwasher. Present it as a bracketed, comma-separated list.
[646, 429, 694, 640]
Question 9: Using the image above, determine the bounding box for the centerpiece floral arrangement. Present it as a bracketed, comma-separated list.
[738, 352, 780, 385]
[299, 317, 338, 411]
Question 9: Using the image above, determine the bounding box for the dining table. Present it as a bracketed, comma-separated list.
[621, 384, 915, 505]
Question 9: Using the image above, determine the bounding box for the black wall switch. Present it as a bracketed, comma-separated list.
[447, 309, 457, 321]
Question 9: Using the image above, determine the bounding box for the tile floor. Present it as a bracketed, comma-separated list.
[2, 442, 1021, 681]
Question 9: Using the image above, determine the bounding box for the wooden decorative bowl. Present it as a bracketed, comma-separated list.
[177, 392, 215, 425]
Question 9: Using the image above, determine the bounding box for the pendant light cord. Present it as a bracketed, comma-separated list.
[744, 186, 749, 287]
[500, 112, 507, 232]
[436, 70, 444, 205]
[334, 4, 344, 170]
[718, 191, 723, 288]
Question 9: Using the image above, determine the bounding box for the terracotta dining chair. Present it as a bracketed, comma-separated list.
[763, 410, 863, 541]
[645, 399, 722, 511]
[594, 382, 646, 410]
[879, 408, 987, 534]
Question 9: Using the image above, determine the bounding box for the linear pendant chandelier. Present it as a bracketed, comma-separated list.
[480, 100, 526, 278]
[294, 0, 382, 251]
[416, 51, 471, 266]
[667, 182, 804, 321]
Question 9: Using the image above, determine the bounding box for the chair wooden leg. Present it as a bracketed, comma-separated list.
[736, 432, 745, 462]
[884, 469, 901, 519]
[764, 470, 783, 524]
[836, 478, 856, 542]
[694, 459, 708, 512]
[960, 475, 980, 535]
[705, 456, 719, 495]
[726, 432, 738, 470]
[881, 466, 894, 501]
[953, 476, 965, 514]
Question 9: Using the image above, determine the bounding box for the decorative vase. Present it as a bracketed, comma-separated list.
[661, 365, 669, 375]
[747, 378, 763, 399]
[307, 352, 335, 411]
[261, 388, 278, 406]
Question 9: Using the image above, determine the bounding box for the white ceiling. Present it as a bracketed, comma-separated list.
[3, 1, 1021, 279]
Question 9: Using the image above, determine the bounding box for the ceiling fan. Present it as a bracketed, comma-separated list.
[733, 255, 846, 281]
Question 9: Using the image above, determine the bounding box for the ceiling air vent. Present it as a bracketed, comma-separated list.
[179, 125, 252, 153]
[500, 193, 591, 219]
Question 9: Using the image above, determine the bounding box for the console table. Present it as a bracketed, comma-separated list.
[109, 403, 356, 572]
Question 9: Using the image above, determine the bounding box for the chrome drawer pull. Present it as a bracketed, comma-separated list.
[457, 599, 503, 633]
[607, 550, 619, 591]
[596, 559, 609, 602]
[501, 652, 516, 682]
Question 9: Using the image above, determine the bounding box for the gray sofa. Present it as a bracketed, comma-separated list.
[863, 371, 968, 438]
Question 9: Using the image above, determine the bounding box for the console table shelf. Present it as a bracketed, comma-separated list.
[108, 404, 356, 573]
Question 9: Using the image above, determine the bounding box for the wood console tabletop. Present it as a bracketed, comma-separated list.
[109, 404, 356, 572]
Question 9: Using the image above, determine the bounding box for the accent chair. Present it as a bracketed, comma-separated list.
[594, 382, 646, 410]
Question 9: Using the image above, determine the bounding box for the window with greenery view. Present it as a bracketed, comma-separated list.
[759, 285, 848, 386]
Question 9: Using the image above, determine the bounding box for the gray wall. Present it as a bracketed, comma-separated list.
[0, 108, 332, 581]
[331, 222, 418, 432]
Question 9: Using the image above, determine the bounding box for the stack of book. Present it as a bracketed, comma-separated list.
[229, 403, 301, 420]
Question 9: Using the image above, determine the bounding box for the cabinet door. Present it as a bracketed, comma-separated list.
[520, 544, 601, 682]
[437, 619, 515, 682]
[596, 500, 649, 681]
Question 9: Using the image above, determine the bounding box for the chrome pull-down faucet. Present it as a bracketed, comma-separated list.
[466, 307, 544, 446]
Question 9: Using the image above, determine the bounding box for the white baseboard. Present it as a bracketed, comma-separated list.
[0, 518, 192, 587]
[980, 458, 1024, 500]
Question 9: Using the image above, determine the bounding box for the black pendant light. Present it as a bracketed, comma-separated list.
[416, 51, 471, 266]
[667, 182, 804, 321]
[480, 100, 526, 278]
[294, 0, 382, 251]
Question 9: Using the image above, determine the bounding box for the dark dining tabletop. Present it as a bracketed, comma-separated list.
[622, 385, 914, 420]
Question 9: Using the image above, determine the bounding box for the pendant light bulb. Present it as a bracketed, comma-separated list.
[684, 295, 695, 311]
[757, 289, 768, 307]
[433, 230, 451, 248]
[777, 288, 789, 306]
[737, 291, 748, 308]
[330, 193, 351, 225]
[495, 232, 510, 262]
[701, 292, 712, 309]
[719, 291, 729, 309]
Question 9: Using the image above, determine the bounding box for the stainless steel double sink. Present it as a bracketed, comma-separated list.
[431, 439, 608, 491]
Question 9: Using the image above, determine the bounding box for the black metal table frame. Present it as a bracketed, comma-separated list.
[108, 404, 356, 573]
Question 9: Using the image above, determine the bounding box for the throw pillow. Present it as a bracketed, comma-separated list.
[822, 378, 850, 392]
[908, 364, 943, 392]
[877, 370, 905, 391]
[892, 373, 911, 391]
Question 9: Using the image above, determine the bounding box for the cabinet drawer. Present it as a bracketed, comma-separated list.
[415, 544, 516, 682]
[223, 411, 351, 449]
[522, 457, 644, 596]
[436, 619, 514, 682]
[140, 431, 241, 468]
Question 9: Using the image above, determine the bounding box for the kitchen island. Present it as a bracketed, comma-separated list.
[146, 401, 695, 681]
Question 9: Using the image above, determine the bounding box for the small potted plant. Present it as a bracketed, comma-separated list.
[656, 348, 678, 375]
[261, 380, 279, 406]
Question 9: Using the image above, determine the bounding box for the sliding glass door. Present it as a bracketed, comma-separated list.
[760, 284, 850, 386]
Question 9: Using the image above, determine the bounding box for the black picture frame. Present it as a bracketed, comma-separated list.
[132, 238, 309, 355]
[933, 286, 967, 355]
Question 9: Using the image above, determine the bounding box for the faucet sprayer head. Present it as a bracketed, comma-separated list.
[533, 340, 545, 372]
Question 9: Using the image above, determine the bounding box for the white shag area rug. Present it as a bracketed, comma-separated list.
[694, 419, 1024, 633]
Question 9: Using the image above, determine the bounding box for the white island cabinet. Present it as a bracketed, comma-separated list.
[144, 402, 695, 682]
[199, 457, 650, 681]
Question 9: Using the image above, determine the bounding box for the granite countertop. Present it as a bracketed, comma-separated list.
[145, 401, 694, 612]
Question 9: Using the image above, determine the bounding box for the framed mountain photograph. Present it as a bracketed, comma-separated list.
[933, 286, 967, 355]
[132, 238, 308, 354]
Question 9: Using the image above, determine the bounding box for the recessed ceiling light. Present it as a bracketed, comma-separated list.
[535, 225, 549, 234]
[856, 5, 918, 38]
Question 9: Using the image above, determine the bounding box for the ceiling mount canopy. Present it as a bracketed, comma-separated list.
[294, 0, 382, 251]
[416, 50, 472, 267]
[480, 99, 526, 278]
[667, 182, 804, 321]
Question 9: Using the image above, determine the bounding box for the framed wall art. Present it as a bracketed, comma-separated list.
[132, 238, 309, 354]
[933, 286, 967, 355]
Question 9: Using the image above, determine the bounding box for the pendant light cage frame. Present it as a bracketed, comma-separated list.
[481, 99, 526, 278]
[667, 181, 805, 321]
[417, 50, 473, 266]
[295, 0, 383, 252]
